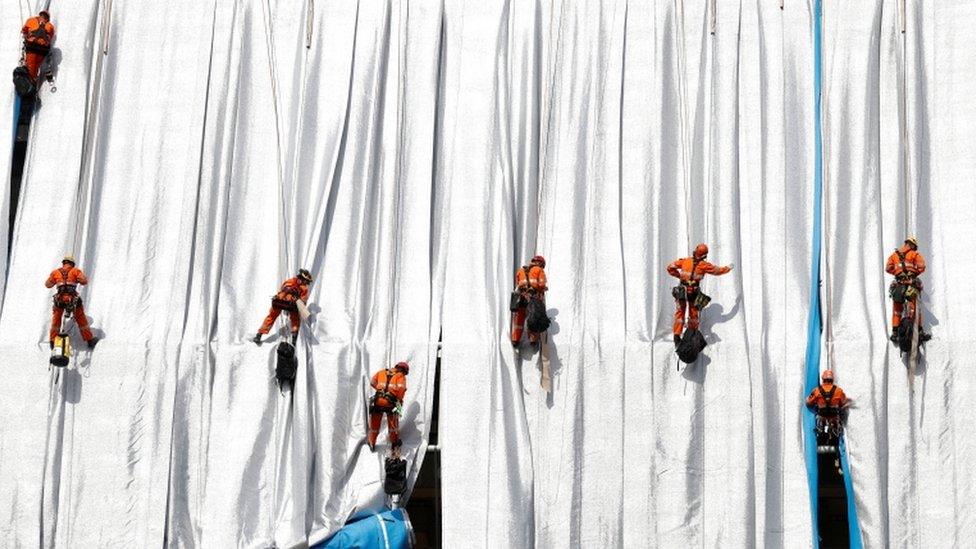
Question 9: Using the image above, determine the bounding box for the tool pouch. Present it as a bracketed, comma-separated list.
[889, 282, 907, 303]
[692, 291, 712, 310]
[671, 286, 687, 300]
[509, 291, 525, 312]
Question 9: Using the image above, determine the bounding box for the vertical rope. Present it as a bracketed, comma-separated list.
[386, 0, 407, 368]
[261, 0, 290, 277]
[71, 0, 113, 261]
[820, 4, 834, 370]
[899, 0, 912, 234]
[536, 2, 565, 256]
[675, 0, 693, 251]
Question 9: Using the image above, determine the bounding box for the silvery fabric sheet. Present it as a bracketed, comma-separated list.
[1, 1, 974, 548]
[0, 1, 438, 546]
[821, 0, 976, 546]
[437, 1, 817, 547]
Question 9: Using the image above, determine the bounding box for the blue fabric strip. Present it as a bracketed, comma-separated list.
[803, 0, 825, 545]
[805, 2, 864, 546]
[839, 436, 864, 547]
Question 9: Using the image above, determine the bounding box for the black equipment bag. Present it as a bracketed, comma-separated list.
[12, 66, 35, 98]
[889, 281, 907, 303]
[272, 297, 298, 312]
[526, 297, 550, 333]
[896, 322, 915, 353]
[671, 286, 687, 300]
[509, 291, 526, 312]
[677, 328, 707, 364]
[692, 290, 712, 310]
[276, 342, 297, 385]
[384, 457, 408, 495]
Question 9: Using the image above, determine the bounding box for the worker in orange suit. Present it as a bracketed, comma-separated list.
[885, 236, 930, 342]
[667, 243, 732, 345]
[806, 369, 849, 439]
[21, 10, 55, 83]
[46, 255, 98, 349]
[368, 361, 409, 457]
[510, 255, 548, 346]
[253, 269, 313, 345]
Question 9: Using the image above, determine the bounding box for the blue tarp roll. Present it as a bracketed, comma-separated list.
[317, 508, 413, 549]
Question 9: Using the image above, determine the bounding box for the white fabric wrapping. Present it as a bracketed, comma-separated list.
[822, 0, 976, 546]
[437, 1, 818, 547]
[0, 1, 438, 546]
[1, 1, 974, 547]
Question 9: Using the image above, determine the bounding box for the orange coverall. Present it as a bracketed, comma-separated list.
[886, 246, 926, 329]
[666, 257, 731, 335]
[257, 277, 310, 335]
[21, 17, 55, 82]
[511, 265, 547, 344]
[368, 368, 407, 450]
[45, 266, 94, 343]
[805, 383, 848, 418]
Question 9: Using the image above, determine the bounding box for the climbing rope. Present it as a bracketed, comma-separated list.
[70, 0, 114, 263]
[535, 1, 565, 257]
[386, 0, 407, 370]
[899, 0, 913, 235]
[820, 4, 836, 371]
[675, 0, 693, 252]
[261, 0, 291, 278]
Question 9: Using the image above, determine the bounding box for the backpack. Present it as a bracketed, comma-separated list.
[276, 342, 297, 386]
[677, 328, 707, 364]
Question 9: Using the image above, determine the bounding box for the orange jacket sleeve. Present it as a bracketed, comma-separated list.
[913, 252, 926, 275]
[370, 371, 380, 390]
[703, 261, 731, 276]
[885, 253, 897, 275]
[300, 285, 309, 301]
[47, 23, 56, 40]
[833, 386, 848, 407]
[538, 268, 548, 291]
[74, 269, 88, 285]
[666, 260, 681, 278]
[44, 269, 57, 288]
[805, 389, 818, 408]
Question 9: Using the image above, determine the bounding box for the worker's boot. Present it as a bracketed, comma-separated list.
[87, 337, 99, 350]
[889, 328, 898, 343]
[920, 330, 932, 342]
[252, 333, 263, 346]
[673, 333, 681, 347]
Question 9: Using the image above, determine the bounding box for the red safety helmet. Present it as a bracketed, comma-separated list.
[821, 369, 834, 382]
[531, 255, 546, 268]
[394, 361, 410, 375]
[693, 243, 709, 259]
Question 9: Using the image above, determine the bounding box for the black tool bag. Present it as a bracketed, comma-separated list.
[509, 291, 525, 312]
[384, 457, 408, 495]
[889, 281, 907, 303]
[276, 342, 297, 385]
[692, 290, 712, 310]
[677, 328, 707, 364]
[12, 66, 35, 98]
[526, 297, 550, 333]
[671, 286, 687, 300]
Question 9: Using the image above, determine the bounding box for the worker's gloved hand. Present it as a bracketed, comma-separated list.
[727, 263, 735, 271]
